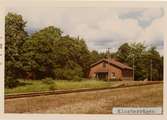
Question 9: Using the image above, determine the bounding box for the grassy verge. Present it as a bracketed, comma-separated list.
[5, 79, 162, 94]
[5, 79, 114, 94]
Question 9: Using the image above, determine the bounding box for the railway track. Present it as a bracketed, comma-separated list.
[5, 81, 162, 99]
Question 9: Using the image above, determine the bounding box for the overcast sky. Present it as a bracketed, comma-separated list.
[6, 2, 164, 55]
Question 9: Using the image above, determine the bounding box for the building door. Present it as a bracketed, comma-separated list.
[96, 72, 108, 80]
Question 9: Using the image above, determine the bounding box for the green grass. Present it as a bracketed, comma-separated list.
[5, 79, 113, 94]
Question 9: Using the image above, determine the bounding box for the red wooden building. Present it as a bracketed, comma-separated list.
[89, 59, 133, 80]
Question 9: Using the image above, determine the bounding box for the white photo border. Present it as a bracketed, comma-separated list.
[0, 0, 167, 120]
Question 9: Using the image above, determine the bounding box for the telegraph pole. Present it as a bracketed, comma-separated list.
[130, 46, 135, 81]
[107, 48, 111, 60]
[150, 59, 153, 81]
[107, 48, 110, 81]
[133, 55, 135, 81]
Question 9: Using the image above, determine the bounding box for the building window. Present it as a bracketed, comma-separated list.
[103, 62, 106, 68]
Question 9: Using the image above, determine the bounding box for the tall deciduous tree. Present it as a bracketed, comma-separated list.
[5, 13, 28, 87]
[22, 26, 62, 79]
[53, 36, 90, 79]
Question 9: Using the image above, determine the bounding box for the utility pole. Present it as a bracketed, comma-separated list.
[107, 48, 111, 81]
[107, 48, 111, 60]
[133, 55, 135, 81]
[150, 59, 153, 81]
[130, 47, 135, 81]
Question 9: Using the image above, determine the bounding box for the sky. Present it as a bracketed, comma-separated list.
[5, 1, 164, 55]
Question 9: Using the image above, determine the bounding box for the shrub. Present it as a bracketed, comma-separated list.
[42, 77, 54, 85]
[72, 76, 82, 81]
[49, 84, 56, 91]
[53, 65, 83, 80]
[62, 69, 74, 80]
[5, 77, 19, 88]
[53, 68, 63, 79]
[63, 67, 83, 80]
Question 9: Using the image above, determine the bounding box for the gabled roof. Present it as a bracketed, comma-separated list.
[90, 59, 133, 70]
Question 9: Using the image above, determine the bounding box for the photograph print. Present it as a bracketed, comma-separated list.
[5, 1, 164, 114]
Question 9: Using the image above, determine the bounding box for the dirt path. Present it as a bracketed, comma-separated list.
[5, 84, 163, 114]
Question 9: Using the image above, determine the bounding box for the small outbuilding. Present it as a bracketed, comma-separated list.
[89, 59, 133, 80]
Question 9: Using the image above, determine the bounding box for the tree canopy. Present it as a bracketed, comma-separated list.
[116, 43, 163, 80]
